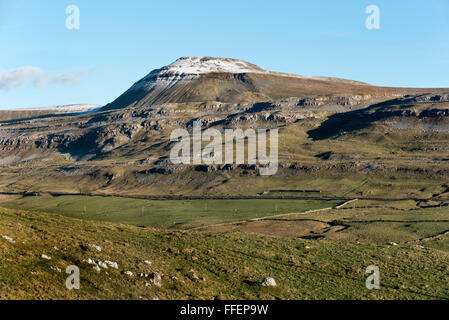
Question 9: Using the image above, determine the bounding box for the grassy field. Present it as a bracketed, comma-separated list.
[206, 199, 449, 246]
[2, 206, 449, 300]
[0, 195, 341, 230]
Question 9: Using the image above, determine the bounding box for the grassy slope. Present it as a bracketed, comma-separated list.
[0, 195, 340, 230]
[2, 207, 449, 300]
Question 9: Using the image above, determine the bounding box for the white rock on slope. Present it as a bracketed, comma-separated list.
[88, 244, 102, 252]
[104, 261, 119, 269]
[260, 277, 276, 287]
[150, 272, 162, 288]
[2, 235, 15, 244]
[83, 258, 97, 265]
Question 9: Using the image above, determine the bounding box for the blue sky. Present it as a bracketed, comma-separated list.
[1, 0, 448, 109]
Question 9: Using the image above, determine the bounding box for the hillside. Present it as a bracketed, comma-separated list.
[309, 93, 449, 139]
[2, 205, 449, 300]
[103, 57, 445, 110]
[1, 91, 449, 197]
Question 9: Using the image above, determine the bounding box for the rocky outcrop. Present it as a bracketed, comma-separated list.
[0, 92, 382, 163]
[308, 93, 449, 140]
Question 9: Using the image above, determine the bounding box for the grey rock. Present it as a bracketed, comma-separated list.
[260, 277, 276, 287]
[150, 272, 162, 287]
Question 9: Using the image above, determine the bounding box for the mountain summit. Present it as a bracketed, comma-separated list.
[117, 56, 268, 100]
[158, 56, 266, 74]
[103, 56, 439, 110]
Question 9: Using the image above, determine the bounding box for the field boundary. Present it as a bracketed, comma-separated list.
[0, 191, 443, 202]
[188, 199, 358, 231]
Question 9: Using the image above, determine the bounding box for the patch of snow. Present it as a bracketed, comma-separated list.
[165, 56, 263, 75]
[98, 261, 108, 269]
[41, 254, 51, 260]
[124, 271, 133, 277]
[144, 260, 152, 265]
[2, 235, 15, 244]
[129, 57, 263, 92]
[93, 265, 101, 273]
[10, 104, 101, 113]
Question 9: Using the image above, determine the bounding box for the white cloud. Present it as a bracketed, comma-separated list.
[0, 66, 92, 92]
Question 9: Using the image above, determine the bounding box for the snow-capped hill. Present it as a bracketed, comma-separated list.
[164, 56, 265, 75]
[128, 56, 368, 93]
[128, 57, 267, 93]
[103, 56, 375, 110]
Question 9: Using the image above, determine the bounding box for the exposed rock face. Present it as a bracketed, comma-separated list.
[399, 93, 449, 104]
[2, 92, 449, 166]
[0, 93, 385, 164]
[309, 93, 449, 140]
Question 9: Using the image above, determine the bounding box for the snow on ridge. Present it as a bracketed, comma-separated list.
[13, 104, 101, 113]
[128, 57, 267, 92]
[128, 57, 365, 92]
[164, 56, 266, 75]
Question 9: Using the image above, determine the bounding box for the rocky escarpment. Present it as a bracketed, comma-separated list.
[0, 93, 446, 167]
[3, 93, 449, 165]
[0, 93, 385, 165]
[308, 93, 449, 139]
